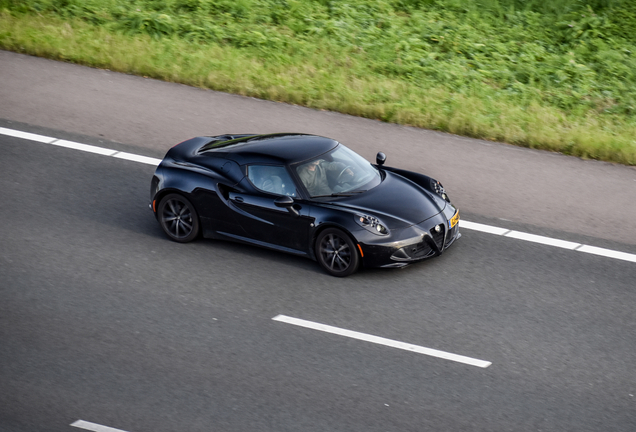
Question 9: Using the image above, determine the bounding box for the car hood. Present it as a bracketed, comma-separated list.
[326, 171, 446, 228]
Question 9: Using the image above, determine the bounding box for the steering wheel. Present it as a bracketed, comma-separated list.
[336, 165, 354, 183]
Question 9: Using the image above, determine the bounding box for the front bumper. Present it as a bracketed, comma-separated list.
[357, 210, 460, 268]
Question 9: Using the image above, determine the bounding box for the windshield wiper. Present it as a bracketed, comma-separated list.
[313, 190, 367, 198]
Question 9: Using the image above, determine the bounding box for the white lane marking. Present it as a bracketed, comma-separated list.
[577, 245, 636, 263]
[71, 420, 130, 432]
[504, 230, 581, 250]
[272, 315, 492, 368]
[51, 139, 118, 156]
[459, 219, 636, 264]
[2, 126, 635, 265]
[0, 126, 57, 143]
[459, 220, 509, 235]
[113, 151, 163, 166]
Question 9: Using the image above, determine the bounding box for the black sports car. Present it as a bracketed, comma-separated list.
[150, 133, 460, 276]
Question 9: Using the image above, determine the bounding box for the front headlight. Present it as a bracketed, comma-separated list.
[355, 213, 389, 235]
[431, 179, 451, 203]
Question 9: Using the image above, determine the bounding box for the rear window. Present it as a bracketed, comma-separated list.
[199, 135, 257, 152]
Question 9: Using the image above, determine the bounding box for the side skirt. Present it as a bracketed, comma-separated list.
[205, 229, 311, 258]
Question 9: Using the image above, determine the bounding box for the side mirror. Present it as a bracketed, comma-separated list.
[376, 152, 386, 165]
[274, 195, 294, 207]
[274, 195, 299, 216]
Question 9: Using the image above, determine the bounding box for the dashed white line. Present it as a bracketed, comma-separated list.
[2, 126, 635, 265]
[71, 420, 130, 432]
[273, 315, 492, 368]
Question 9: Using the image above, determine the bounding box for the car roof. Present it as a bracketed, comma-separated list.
[199, 133, 339, 165]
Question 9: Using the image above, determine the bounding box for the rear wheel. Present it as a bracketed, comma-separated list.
[315, 228, 360, 277]
[158, 193, 200, 243]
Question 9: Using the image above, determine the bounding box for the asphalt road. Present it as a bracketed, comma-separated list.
[1, 50, 636, 432]
[1, 50, 635, 246]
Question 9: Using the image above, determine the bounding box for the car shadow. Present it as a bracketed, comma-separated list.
[53, 183, 453, 279]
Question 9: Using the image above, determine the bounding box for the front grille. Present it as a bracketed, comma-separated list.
[392, 220, 457, 263]
[430, 225, 445, 250]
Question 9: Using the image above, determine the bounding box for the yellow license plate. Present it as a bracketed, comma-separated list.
[449, 211, 460, 229]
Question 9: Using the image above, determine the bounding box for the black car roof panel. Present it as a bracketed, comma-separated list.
[199, 133, 339, 164]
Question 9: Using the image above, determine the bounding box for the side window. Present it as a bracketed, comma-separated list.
[247, 165, 297, 197]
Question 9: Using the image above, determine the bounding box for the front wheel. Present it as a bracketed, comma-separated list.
[315, 228, 360, 277]
[158, 193, 200, 243]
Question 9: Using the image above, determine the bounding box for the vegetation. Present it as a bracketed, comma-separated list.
[1, 0, 636, 164]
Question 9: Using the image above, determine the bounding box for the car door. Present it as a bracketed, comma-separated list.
[226, 165, 313, 253]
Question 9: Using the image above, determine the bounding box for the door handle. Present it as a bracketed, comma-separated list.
[233, 196, 244, 203]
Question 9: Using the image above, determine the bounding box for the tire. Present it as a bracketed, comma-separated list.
[315, 228, 360, 277]
[158, 193, 200, 243]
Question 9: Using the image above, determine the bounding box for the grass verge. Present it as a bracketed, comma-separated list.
[1, 11, 635, 165]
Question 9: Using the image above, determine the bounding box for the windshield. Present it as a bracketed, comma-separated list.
[294, 144, 381, 197]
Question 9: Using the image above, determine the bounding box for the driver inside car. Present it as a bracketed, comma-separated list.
[297, 159, 353, 196]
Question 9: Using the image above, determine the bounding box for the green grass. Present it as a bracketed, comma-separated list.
[1, 0, 636, 165]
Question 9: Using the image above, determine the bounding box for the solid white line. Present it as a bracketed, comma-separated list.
[51, 139, 118, 156]
[1, 125, 635, 265]
[504, 230, 581, 250]
[71, 420, 130, 432]
[577, 245, 636, 263]
[0, 126, 56, 143]
[113, 151, 163, 166]
[272, 315, 492, 368]
[459, 220, 636, 263]
[459, 220, 509, 235]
